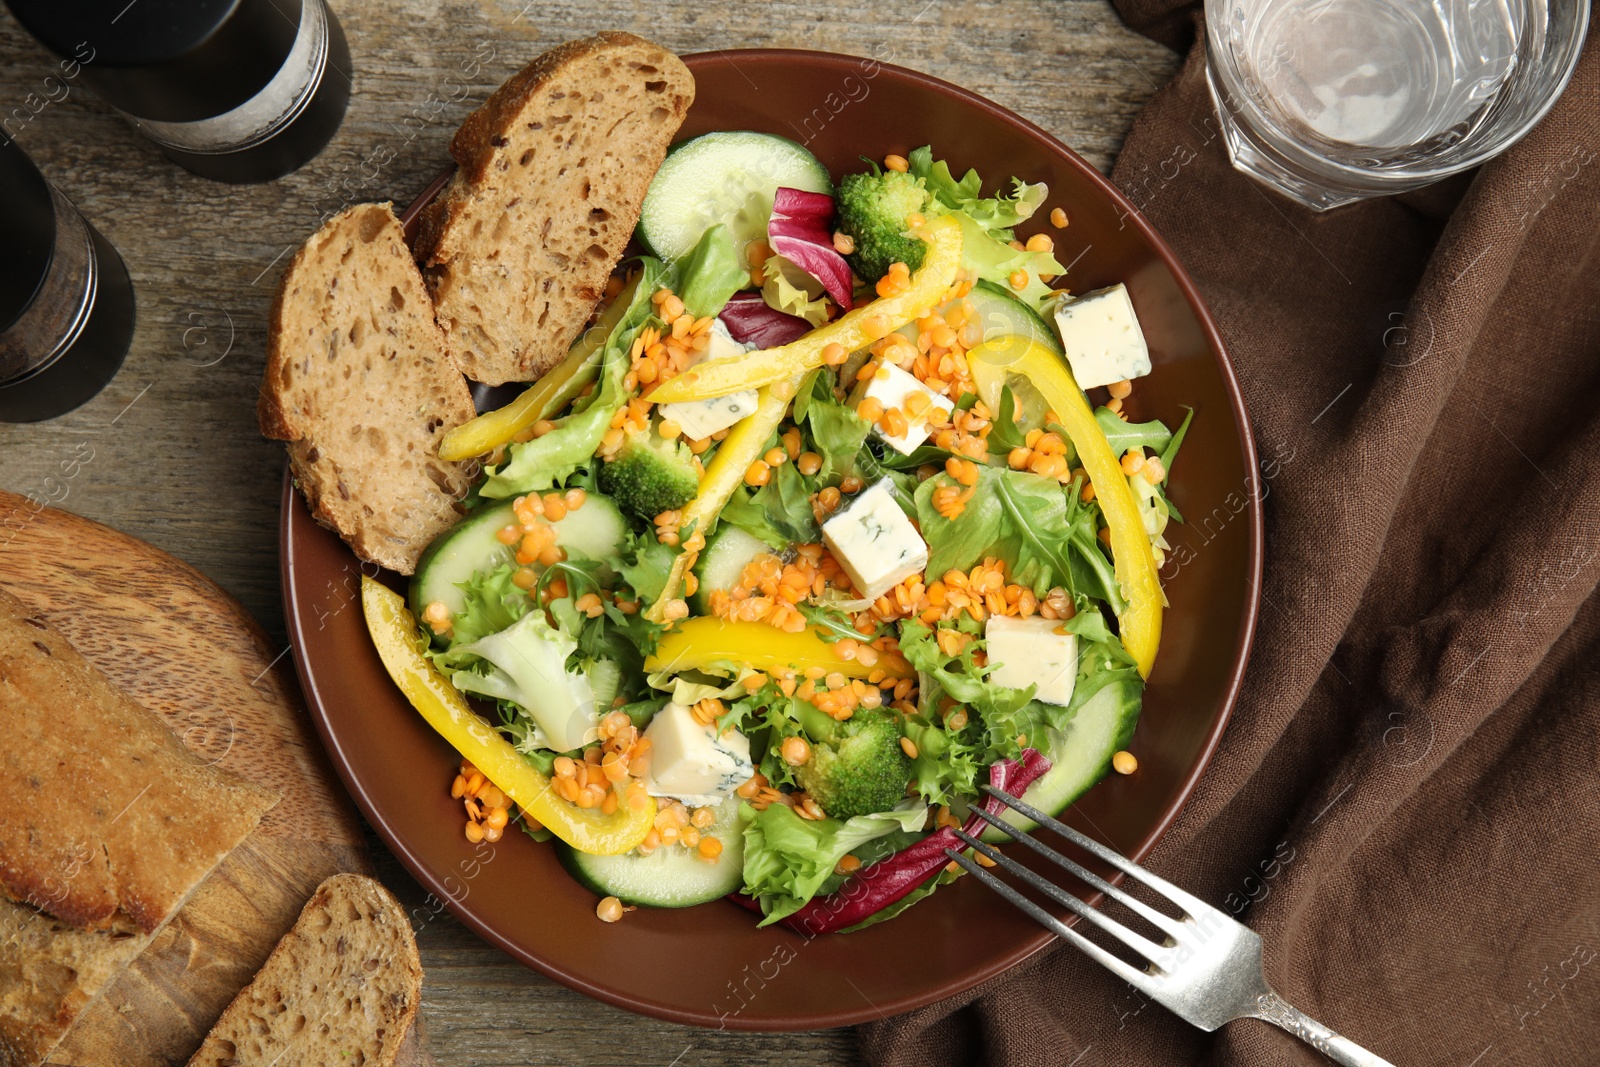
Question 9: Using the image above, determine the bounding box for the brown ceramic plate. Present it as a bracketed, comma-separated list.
[281, 49, 1262, 1030]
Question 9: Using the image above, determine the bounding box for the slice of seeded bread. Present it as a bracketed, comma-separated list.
[413, 31, 694, 386]
[260, 203, 476, 575]
[184, 874, 423, 1067]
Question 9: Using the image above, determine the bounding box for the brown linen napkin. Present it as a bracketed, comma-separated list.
[863, 7, 1600, 1066]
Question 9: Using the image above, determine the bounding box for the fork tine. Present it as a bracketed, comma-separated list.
[944, 848, 1158, 995]
[951, 829, 1170, 964]
[984, 786, 1224, 923]
[965, 807, 1193, 945]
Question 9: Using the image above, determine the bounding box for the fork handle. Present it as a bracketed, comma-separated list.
[1251, 990, 1396, 1067]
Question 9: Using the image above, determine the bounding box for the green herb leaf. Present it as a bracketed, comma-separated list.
[987, 385, 1027, 453]
[1094, 407, 1172, 455]
[742, 801, 929, 924]
[1159, 406, 1195, 471]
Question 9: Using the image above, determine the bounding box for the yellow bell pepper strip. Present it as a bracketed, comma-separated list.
[644, 372, 805, 622]
[437, 274, 641, 461]
[644, 617, 915, 681]
[360, 576, 655, 854]
[967, 337, 1164, 678]
[643, 215, 964, 405]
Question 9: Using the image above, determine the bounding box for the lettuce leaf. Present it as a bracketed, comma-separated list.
[720, 455, 819, 549]
[481, 257, 669, 496]
[614, 526, 678, 604]
[915, 466, 1082, 594]
[907, 145, 1048, 236]
[741, 801, 929, 924]
[796, 372, 873, 481]
[677, 223, 747, 319]
[761, 254, 831, 327]
[954, 214, 1063, 314]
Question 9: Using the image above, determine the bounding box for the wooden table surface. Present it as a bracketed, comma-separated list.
[0, 3, 1176, 1063]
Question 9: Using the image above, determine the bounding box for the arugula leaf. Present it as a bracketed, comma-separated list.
[1160, 406, 1195, 471]
[798, 380, 873, 482]
[483, 258, 669, 496]
[676, 223, 747, 319]
[906, 146, 1049, 237]
[915, 467, 1083, 594]
[1068, 518, 1127, 614]
[1095, 407, 1172, 455]
[987, 386, 1027, 453]
[791, 367, 824, 425]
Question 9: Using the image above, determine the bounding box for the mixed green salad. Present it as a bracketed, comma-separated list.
[362, 133, 1192, 933]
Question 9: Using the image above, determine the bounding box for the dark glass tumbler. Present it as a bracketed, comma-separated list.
[4, 0, 351, 184]
[0, 139, 135, 423]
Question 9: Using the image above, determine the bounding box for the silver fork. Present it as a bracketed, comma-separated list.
[949, 787, 1396, 1067]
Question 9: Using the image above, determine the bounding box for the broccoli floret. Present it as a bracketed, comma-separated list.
[836, 169, 933, 284]
[599, 428, 699, 520]
[793, 708, 914, 821]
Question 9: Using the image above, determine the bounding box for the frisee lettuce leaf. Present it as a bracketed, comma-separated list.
[907, 145, 1048, 237]
[741, 800, 928, 924]
[953, 214, 1063, 314]
[761, 254, 830, 326]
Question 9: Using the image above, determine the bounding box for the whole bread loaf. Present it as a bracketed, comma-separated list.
[185, 874, 423, 1067]
[413, 31, 694, 385]
[260, 202, 476, 574]
[0, 587, 281, 1067]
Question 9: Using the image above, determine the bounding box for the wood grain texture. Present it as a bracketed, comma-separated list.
[0, 492, 379, 1067]
[0, 3, 1176, 1061]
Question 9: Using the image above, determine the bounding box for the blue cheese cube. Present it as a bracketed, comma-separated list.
[985, 616, 1079, 706]
[1051, 283, 1151, 389]
[657, 320, 759, 439]
[657, 389, 759, 440]
[822, 478, 928, 599]
[641, 702, 754, 806]
[848, 362, 955, 455]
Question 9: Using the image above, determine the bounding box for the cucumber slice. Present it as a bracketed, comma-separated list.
[409, 495, 628, 620]
[980, 677, 1142, 843]
[638, 132, 832, 269]
[558, 797, 747, 907]
[690, 525, 773, 614]
[964, 279, 1063, 356]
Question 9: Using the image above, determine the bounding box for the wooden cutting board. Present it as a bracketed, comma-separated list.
[0, 491, 431, 1067]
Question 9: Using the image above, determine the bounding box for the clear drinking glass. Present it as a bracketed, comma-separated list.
[1205, 0, 1591, 210]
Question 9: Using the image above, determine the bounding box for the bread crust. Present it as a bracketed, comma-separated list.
[413, 32, 694, 385]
